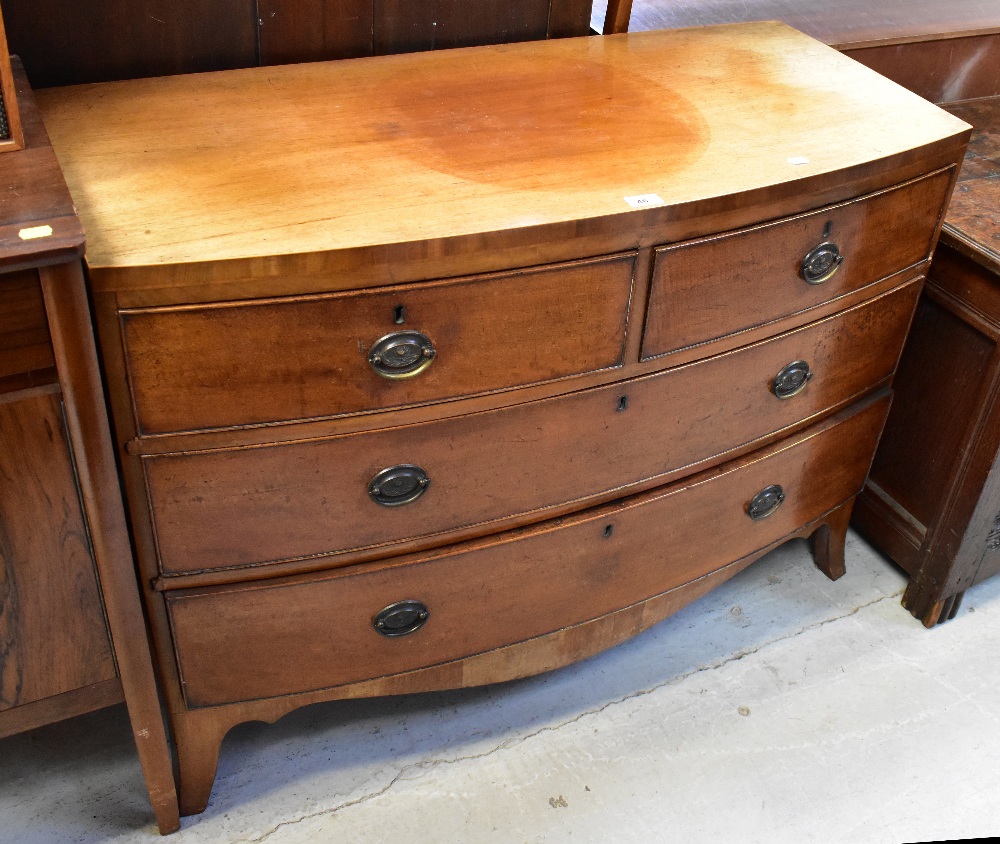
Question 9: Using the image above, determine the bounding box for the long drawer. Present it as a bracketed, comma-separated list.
[167, 393, 890, 708]
[146, 280, 919, 577]
[120, 254, 636, 435]
[641, 168, 952, 359]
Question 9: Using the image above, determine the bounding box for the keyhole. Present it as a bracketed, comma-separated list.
[393, 305, 406, 324]
[822, 221, 832, 239]
[604, 524, 614, 538]
[617, 395, 628, 412]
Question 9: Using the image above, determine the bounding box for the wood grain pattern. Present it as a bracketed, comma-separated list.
[120, 254, 635, 435]
[845, 35, 1000, 104]
[259, 0, 374, 65]
[374, 0, 551, 54]
[2, 0, 258, 87]
[0, 269, 54, 385]
[0, 388, 117, 711]
[642, 169, 953, 359]
[167, 393, 889, 708]
[34, 23, 970, 278]
[144, 280, 919, 580]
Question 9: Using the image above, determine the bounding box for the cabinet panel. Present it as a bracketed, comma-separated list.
[259, 0, 374, 65]
[374, 0, 553, 55]
[2, 0, 258, 87]
[0, 389, 116, 711]
[0, 269, 54, 385]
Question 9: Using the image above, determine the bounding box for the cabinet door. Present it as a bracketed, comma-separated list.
[0, 388, 117, 713]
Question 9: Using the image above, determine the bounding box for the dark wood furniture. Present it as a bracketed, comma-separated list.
[36, 23, 968, 816]
[854, 96, 1000, 627]
[1, 0, 602, 88]
[0, 62, 179, 834]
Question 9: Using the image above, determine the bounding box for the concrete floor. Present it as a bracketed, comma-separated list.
[4, 530, 1000, 843]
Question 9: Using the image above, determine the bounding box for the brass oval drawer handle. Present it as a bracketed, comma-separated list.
[369, 464, 430, 507]
[772, 360, 813, 399]
[800, 242, 843, 284]
[373, 600, 430, 637]
[368, 330, 437, 378]
[747, 484, 785, 521]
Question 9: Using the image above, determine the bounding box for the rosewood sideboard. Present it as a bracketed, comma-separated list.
[0, 61, 178, 833]
[35, 23, 969, 815]
[854, 96, 1000, 627]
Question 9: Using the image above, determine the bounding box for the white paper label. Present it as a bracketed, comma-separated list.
[18, 225, 54, 240]
[624, 194, 666, 208]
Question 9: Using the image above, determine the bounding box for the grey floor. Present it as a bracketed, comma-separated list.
[4, 530, 1000, 843]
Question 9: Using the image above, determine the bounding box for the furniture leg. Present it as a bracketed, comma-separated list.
[902, 581, 966, 627]
[809, 498, 854, 581]
[39, 262, 180, 835]
[174, 713, 229, 817]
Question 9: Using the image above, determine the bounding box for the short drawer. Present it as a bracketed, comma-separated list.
[641, 168, 952, 359]
[146, 279, 918, 577]
[121, 254, 635, 435]
[167, 393, 890, 707]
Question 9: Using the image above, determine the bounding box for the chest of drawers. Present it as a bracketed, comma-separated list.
[36, 22, 969, 817]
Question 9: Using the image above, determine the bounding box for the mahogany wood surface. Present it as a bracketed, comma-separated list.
[34, 24, 969, 284]
[0, 64, 179, 833]
[39, 27, 967, 815]
[854, 96, 1000, 627]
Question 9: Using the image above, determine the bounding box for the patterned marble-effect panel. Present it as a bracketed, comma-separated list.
[943, 97, 1000, 274]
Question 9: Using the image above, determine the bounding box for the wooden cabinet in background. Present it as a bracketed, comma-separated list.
[854, 97, 1000, 627]
[36, 23, 968, 816]
[0, 62, 179, 834]
[1, 0, 597, 87]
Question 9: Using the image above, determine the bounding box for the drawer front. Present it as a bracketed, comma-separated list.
[642, 168, 952, 359]
[167, 394, 890, 707]
[0, 270, 55, 387]
[121, 254, 635, 435]
[147, 280, 919, 576]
